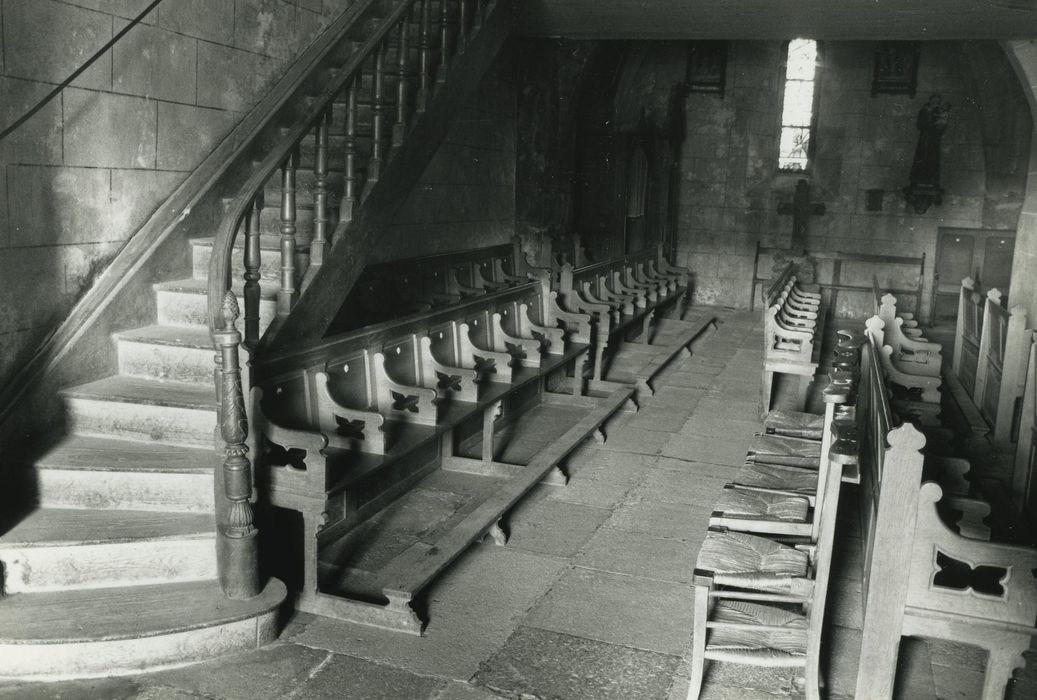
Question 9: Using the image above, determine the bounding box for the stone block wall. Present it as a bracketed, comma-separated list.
[373, 63, 517, 262]
[0, 0, 352, 385]
[677, 40, 1026, 318]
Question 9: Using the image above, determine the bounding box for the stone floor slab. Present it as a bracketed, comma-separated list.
[288, 546, 567, 680]
[547, 473, 638, 509]
[526, 567, 694, 655]
[473, 626, 680, 700]
[505, 498, 612, 558]
[606, 497, 713, 539]
[663, 434, 749, 467]
[293, 652, 444, 699]
[576, 527, 698, 583]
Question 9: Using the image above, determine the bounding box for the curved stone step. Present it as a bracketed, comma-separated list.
[61, 376, 217, 448]
[0, 508, 216, 593]
[115, 325, 215, 385]
[34, 444, 215, 512]
[154, 277, 278, 331]
[0, 578, 286, 680]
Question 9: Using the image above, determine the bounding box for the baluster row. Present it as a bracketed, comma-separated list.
[236, 0, 489, 335]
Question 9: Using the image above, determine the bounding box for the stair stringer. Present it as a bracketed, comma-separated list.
[261, 0, 529, 352]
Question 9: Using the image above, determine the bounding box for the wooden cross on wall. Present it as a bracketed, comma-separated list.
[777, 178, 826, 251]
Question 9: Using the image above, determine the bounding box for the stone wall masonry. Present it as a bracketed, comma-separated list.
[676, 40, 1026, 318]
[0, 0, 354, 387]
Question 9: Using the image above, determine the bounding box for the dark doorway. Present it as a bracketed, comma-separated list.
[933, 228, 1015, 322]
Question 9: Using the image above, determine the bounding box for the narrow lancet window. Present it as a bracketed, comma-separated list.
[778, 39, 818, 171]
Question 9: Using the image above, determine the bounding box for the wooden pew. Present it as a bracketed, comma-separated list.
[952, 277, 985, 397]
[249, 280, 633, 633]
[1012, 331, 1037, 513]
[854, 331, 1037, 700]
[876, 292, 942, 377]
[972, 289, 1030, 452]
[864, 316, 941, 405]
[762, 263, 826, 414]
[548, 247, 714, 397]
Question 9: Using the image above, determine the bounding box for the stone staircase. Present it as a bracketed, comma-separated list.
[0, 0, 518, 680]
[0, 241, 286, 678]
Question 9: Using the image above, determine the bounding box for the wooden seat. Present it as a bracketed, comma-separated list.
[248, 279, 639, 633]
[688, 416, 855, 700]
[762, 263, 826, 415]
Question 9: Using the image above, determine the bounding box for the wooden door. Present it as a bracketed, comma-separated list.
[934, 231, 975, 322]
[934, 228, 1016, 323]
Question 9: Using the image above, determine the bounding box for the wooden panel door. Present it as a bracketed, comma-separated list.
[934, 231, 975, 322]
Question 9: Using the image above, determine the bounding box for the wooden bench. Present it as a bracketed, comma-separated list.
[249, 280, 633, 633]
[864, 316, 942, 406]
[762, 263, 825, 414]
[854, 328, 1037, 700]
[545, 247, 715, 397]
[876, 292, 942, 377]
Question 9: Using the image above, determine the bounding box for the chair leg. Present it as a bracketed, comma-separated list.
[686, 583, 710, 700]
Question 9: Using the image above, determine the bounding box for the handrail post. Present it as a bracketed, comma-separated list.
[342, 77, 358, 223]
[416, 0, 432, 112]
[213, 291, 261, 599]
[242, 198, 262, 346]
[391, 8, 411, 151]
[436, 0, 451, 84]
[278, 147, 298, 316]
[458, 0, 469, 53]
[311, 109, 330, 267]
[368, 44, 387, 186]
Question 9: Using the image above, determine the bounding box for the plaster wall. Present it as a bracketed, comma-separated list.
[677, 40, 1026, 317]
[1005, 40, 1037, 326]
[0, 0, 352, 387]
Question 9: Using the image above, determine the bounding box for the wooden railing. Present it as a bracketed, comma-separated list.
[207, 0, 494, 598]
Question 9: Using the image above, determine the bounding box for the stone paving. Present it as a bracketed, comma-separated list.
[3, 309, 1035, 699]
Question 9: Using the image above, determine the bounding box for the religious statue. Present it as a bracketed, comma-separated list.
[903, 94, 950, 214]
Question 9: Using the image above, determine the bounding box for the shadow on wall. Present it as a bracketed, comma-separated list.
[0, 0, 351, 391]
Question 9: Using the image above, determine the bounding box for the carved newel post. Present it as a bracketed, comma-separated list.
[903, 94, 950, 214]
[214, 291, 261, 599]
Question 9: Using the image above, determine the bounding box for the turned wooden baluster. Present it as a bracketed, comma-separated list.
[342, 76, 358, 223]
[311, 108, 330, 266]
[391, 9, 411, 151]
[214, 291, 260, 599]
[368, 45, 387, 186]
[458, 0, 468, 53]
[436, 0, 451, 84]
[242, 197, 262, 345]
[278, 146, 298, 316]
[416, 0, 432, 112]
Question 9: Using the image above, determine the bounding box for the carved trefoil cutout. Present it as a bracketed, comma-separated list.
[932, 549, 1008, 598]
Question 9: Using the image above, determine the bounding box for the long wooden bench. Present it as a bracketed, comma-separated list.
[249, 280, 633, 633]
[542, 246, 715, 397]
[762, 262, 825, 414]
[854, 328, 1037, 699]
[875, 291, 942, 377]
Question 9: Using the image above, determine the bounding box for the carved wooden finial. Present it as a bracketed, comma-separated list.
[865, 315, 884, 333]
[987, 288, 1003, 305]
[881, 292, 897, 307]
[962, 276, 975, 289]
[887, 422, 927, 453]
[918, 480, 945, 505]
[221, 290, 240, 331]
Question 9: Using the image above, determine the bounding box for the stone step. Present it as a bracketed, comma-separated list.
[0, 509, 216, 593]
[115, 325, 215, 385]
[34, 436, 215, 512]
[61, 376, 217, 448]
[0, 578, 286, 680]
[190, 235, 314, 285]
[154, 278, 278, 331]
